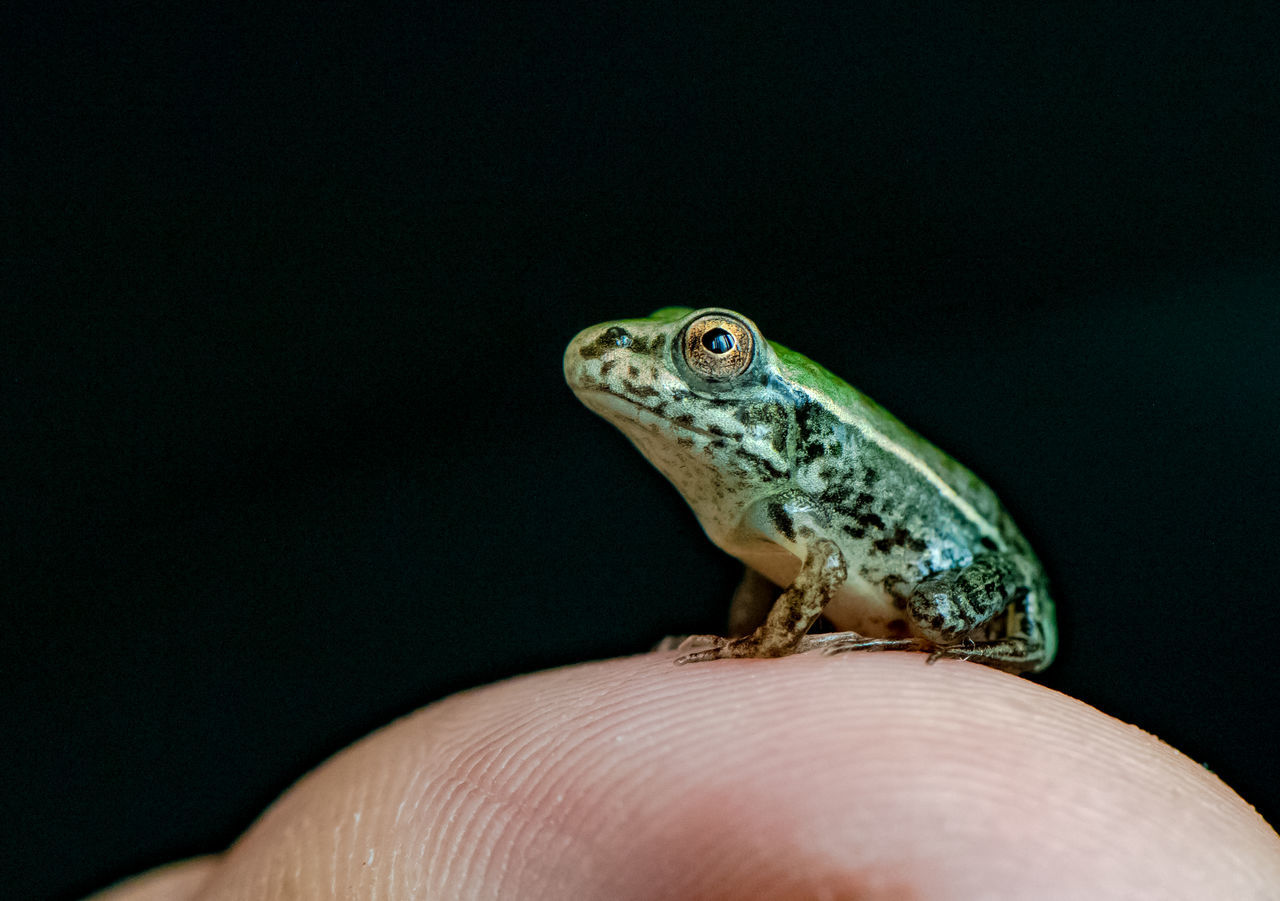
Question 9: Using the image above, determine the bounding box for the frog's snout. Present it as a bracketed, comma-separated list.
[562, 327, 593, 388]
[564, 322, 636, 390]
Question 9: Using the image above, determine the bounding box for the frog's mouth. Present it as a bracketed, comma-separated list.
[581, 389, 721, 440]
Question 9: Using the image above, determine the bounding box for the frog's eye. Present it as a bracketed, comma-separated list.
[682, 313, 754, 381]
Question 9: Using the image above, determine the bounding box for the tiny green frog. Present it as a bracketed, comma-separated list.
[564, 307, 1056, 674]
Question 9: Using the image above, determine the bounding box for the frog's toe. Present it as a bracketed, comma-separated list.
[674, 647, 722, 665]
[672, 634, 765, 664]
[653, 633, 728, 654]
[673, 639, 729, 665]
[656, 634, 727, 664]
[799, 632, 928, 656]
[921, 637, 1049, 673]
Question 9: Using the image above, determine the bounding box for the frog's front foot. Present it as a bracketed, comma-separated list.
[671, 634, 770, 664]
[653, 633, 734, 653]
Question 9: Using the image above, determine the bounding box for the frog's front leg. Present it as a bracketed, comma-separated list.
[906, 554, 1049, 673]
[677, 539, 844, 662]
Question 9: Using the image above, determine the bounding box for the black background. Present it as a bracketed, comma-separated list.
[6, 5, 1279, 899]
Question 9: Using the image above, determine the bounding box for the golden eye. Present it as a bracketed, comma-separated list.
[682, 313, 754, 381]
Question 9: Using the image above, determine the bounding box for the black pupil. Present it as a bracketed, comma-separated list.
[702, 328, 735, 354]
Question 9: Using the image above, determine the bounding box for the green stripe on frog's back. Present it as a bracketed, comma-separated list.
[769, 339, 1010, 546]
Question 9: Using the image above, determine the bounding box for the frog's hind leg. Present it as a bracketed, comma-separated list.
[908, 554, 1018, 641]
[908, 554, 1052, 674]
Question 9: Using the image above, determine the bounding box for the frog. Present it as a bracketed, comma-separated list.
[563, 307, 1056, 674]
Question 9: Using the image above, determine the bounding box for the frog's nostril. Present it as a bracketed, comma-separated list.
[599, 326, 632, 349]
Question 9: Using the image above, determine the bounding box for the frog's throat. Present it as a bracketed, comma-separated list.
[579, 389, 722, 441]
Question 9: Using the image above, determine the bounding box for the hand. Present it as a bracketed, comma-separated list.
[90, 652, 1279, 899]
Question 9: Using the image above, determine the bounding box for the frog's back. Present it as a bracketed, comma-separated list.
[772, 341, 1022, 548]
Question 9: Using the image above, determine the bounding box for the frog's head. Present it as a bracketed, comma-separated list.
[564, 307, 798, 509]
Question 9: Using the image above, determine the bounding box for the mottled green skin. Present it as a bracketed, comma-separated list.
[564, 307, 1056, 673]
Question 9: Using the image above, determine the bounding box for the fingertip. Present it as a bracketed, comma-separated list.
[83, 856, 219, 901]
[138, 652, 1279, 899]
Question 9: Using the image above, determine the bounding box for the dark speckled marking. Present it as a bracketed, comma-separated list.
[900, 527, 927, 553]
[628, 365, 640, 378]
[870, 526, 929, 555]
[1013, 586, 1030, 611]
[769, 502, 796, 541]
[793, 400, 838, 464]
[734, 447, 787, 479]
[672, 388, 734, 408]
[735, 402, 790, 454]
[624, 381, 660, 398]
[823, 485, 890, 538]
[881, 574, 910, 608]
[857, 510, 886, 531]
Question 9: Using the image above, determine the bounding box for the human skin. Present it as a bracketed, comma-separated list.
[89, 652, 1279, 900]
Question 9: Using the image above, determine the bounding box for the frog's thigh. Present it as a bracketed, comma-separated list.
[908, 554, 1023, 644]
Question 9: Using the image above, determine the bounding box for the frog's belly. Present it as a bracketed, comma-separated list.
[822, 583, 916, 638]
[742, 545, 920, 639]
